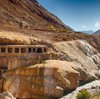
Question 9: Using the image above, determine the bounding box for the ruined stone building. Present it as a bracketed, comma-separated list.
[0, 45, 50, 72]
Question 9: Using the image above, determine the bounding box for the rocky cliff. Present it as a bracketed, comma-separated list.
[0, 0, 100, 99]
[0, 0, 99, 53]
[1, 40, 100, 98]
[0, 31, 53, 45]
[52, 40, 100, 80]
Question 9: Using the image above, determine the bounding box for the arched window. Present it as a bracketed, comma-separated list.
[0, 66, 8, 73]
[37, 48, 42, 53]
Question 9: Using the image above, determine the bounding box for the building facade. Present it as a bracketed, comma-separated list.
[0, 45, 50, 72]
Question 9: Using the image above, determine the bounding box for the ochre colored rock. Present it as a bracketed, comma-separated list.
[0, 31, 53, 46]
[2, 60, 80, 98]
[1, 40, 100, 98]
[0, 31, 36, 45]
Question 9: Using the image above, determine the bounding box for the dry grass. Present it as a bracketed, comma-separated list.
[92, 96, 100, 99]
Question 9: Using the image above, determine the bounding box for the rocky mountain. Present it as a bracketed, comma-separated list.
[0, 0, 72, 31]
[2, 40, 100, 98]
[0, 0, 100, 99]
[0, 0, 99, 53]
[94, 29, 100, 35]
[81, 30, 94, 34]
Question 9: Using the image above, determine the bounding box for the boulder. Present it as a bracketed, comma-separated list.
[2, 60, 80, 98]
[19, 21, 30, 29]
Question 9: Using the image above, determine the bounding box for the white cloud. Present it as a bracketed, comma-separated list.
[95, 22, 100, 27]
[82, 25, 87, 28]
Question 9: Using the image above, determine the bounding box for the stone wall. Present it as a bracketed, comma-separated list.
[0, 53, 50, 70]
[0, 45, 50, 71]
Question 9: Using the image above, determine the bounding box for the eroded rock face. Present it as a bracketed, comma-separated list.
[0, 31, 36, 45]
[53, 40, 100, 81]
[0, 40, 100, 98]
[0, 31, 52, 45]
[2, 60, 80, 98]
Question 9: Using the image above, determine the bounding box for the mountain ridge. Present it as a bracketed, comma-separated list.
[81, 30, 94, 34]
[0, 0, 72, 31]
[94, 29, 100, 35]
[0, 0, 99, 53]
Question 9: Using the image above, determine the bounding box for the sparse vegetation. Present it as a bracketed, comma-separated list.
[76, 89, 91, 99]
[50, 24, 67, 32]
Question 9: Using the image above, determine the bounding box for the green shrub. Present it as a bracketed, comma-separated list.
[76, 89, 91, 99]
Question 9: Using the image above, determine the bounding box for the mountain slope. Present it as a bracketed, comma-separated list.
[94, 30, 100, 35]
[0, 0, 99, 53]
[0, 0, 72, 31]
[81, 30, 94, 34]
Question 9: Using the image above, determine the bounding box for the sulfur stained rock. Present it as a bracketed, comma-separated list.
[2, 60, 80, 98]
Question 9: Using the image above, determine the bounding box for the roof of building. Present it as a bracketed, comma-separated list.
[0, 45, 48, 48]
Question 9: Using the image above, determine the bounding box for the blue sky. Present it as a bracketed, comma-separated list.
[37, 0, 100, 32]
